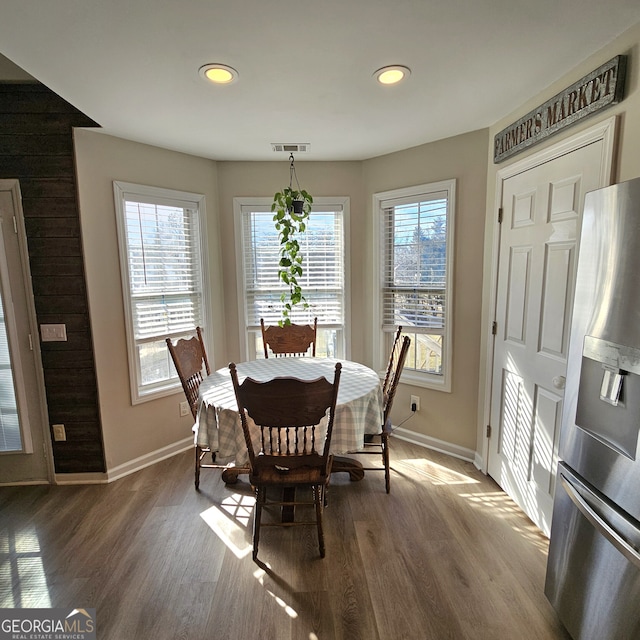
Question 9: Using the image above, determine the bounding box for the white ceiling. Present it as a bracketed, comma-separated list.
[1, 0, 639, 161]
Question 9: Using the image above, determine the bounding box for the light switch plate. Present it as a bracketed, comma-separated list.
[41, 324, 67, 342]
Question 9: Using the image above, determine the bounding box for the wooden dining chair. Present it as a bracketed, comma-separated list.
[166, 327, 214, 490]
[229, 361, 342, 561]
[260, 317, 317, 358]
[349, 327, 411, 493]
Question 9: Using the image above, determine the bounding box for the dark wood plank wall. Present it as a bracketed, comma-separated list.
[0, 82, 105, 474]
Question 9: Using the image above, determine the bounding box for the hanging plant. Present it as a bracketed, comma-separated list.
[271, 154, 313, 326]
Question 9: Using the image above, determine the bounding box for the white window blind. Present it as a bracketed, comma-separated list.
[241, 207, 345, 327]
[236, 198, 349, 360]
[382, 193, 448, 335]
[0, 289, 20, 452]
[114, 182, 208, 402]
[124, 201, 202, 338]
[376, 179, 455, 389]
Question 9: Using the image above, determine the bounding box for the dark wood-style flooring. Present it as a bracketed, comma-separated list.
[0, 440, 571, 639]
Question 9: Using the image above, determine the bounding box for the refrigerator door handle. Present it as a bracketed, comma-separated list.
[560, 472, 640, 569]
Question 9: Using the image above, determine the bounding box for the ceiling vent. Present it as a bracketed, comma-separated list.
[271, 143, 310, 153]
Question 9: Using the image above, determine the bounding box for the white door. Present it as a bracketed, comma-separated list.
[0, 180, 52, 484]
[488, 130, 613, 536]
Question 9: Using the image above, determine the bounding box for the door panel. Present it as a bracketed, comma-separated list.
[539, 242, 574, 357]
[531, 386, 563, 492]
[489, 140, 605, 535]
[505, 246, 531, 344]
[498, 369, 529, 465]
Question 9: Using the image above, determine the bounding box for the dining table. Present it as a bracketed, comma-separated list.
[194, 357, 384, 483]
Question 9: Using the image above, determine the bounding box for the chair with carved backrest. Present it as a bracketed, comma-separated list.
[166, 327, 214, 489]
[229, 361, 341, 561]
[348, 326, 410, 493]
[260, 317, 317, 358]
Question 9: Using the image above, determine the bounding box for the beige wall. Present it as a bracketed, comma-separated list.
[477, 22, 640, 455]
[0, 53, 34, 80]
[74, 130, 225, 470]
[363, 130, 490, 452]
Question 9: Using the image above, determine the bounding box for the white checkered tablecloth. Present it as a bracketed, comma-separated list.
[194, 358, 384, 466]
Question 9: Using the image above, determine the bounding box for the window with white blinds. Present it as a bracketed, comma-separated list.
[236, 198, 348, 360]
[375, 179, 455, 391]
[114, 182, 209, 403]
[0, 267, 22, 453]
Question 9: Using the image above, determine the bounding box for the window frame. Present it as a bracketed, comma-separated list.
[373, 179, 456, 392]
[234, 196, 351, 362]
[113, 181, 212, 404]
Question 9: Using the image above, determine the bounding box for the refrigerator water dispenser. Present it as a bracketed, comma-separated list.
[575, 336, 640, 460]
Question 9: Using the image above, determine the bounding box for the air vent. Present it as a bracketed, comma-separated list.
[271, 143, 310, 153]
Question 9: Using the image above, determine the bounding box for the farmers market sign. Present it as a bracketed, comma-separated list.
[494, 55, 626, 163]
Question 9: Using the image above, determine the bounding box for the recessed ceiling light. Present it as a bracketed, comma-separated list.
[373, 65, 411, 85]
[199, 63, 239, 85]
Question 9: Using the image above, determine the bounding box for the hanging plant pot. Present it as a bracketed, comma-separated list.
[271, 154, 313, 326]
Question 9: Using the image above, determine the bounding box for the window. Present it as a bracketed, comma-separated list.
[0, 181, 36, 456]
[0, 236, 31, 454]
[114, 182, 210, 403]
[235, 197, 349, 360]
[374, 179, 455, 391]
[0, 288, 21, 452]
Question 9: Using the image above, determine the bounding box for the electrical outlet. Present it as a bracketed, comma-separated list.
[52, 424, 66, 441]
[179, 401, 190, 417]
[410, 395, 420, 412]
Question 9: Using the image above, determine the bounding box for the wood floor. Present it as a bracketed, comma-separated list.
[0, 440, 571, 640]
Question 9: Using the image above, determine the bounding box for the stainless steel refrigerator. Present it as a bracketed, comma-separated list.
[545, 176, 640, 640]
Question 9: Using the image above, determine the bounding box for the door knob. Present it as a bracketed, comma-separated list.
[552, 375, 566, 389]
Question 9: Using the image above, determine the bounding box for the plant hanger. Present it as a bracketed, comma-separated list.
[288, 153, 305, 213]
[271, 154, 313, 325]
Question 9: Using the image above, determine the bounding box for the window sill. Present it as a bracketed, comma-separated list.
[132, 379, 182, 405]
[397, 369, 452, 393]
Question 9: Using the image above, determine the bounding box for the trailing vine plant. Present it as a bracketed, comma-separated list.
[271, 154, 313, 326]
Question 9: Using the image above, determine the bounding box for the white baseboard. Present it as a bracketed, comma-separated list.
[393, 427, 477, 465]
[54, 472, 109, 485]
[0, 479, 50, 487]
[51, 431, 479, 486]
[54, 437, 193, 485]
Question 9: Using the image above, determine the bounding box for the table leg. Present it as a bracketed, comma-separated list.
[221, 466, 249, 484]
[281, 487, 296, 523]
[331, 455, 365, 481]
